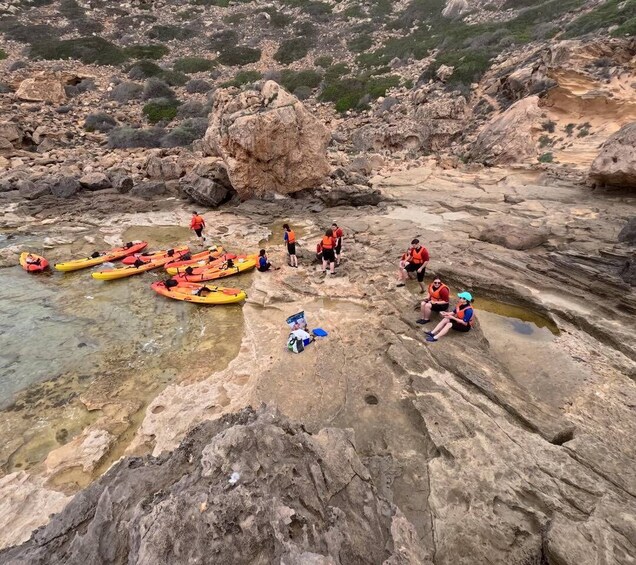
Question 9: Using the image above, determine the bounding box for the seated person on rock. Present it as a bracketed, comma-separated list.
[397, 239, 429, 293]
[425, 292, 474, 342]
[257, 249, 273, 272]
[417, 277, 450, 324]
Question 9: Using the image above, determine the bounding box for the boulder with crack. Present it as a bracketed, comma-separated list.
[589, 123, 636, 189]
[204, 81, 331, 199]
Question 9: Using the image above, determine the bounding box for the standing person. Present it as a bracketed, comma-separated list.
[397, 238, 429, 293]
[283, 224, 298, 268]
[425, 292, 475, 342]
[332, 222, 344, 266]
[190, 211, 206, 243]
[321, 228, 337, 275]
[417, 277, 450, 324]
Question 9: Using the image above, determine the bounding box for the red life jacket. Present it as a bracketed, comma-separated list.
[410, 246, 428, 265]
[454, 304, 475, 326]
[322, 235, 335, 250]
[334, 227, 344, 239]
[428, 283, 449, 301]
[316, 242, 323, 253]
[191, 215, 205, 230]
[286, 230, 296, 244]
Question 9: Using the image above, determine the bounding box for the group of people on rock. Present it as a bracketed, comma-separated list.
[398, 238, 475, 342]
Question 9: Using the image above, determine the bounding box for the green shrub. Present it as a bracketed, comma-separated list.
[342, 5, 365, 18]
[110, 82, 143, 103]
[434, 50, 492, 86]
[221, 70, 262, 87]
[348, 34, 373, 53]
[314, 55, 333, 68]
[161, 118, 208, 147]
[274, 37, 314, 64]
[147, 25, 191, 41]
[0, 48, 6, 60]
[160, 70, 189, 86]
[320, 74, 399, 112]
[108, 126, 166, 148]
[218, 46, 261, 66]
[538, 134, 552, 148]
[209, 30, 238, 51]
[538, 152, 554, 163]
[612, 16, 636, 36]
[542, 120, 556, 133]
[29, 37, 127, 65]
[281, 0, 332, 16]
[84, 112, 117, 133]
[173, 56, 216, 73]
[124, 44, 169, 60]
[324, 63, 350, 81]
[193, 0, 230, 5]
[279, 69, 323, 92]
[142, 77, 175, 100]
[128, 60, 163, 79]
[59, 0, 84, 19]
[565, 0, 636, 37]
[564, 123, 575, 135]
[177, 100, 210, 118]
[186, 78, 213, 93]
[262, 8, 292, 27]
[143, 98, 181, 124]
[0, 20, 61, 44]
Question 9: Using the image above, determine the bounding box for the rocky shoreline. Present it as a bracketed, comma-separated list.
[1, 160, 634, 563]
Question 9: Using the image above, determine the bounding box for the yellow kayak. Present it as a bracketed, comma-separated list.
[151, 281, 246, 305]
[55, 242, 147, 272]
[92, 248, 189, 281]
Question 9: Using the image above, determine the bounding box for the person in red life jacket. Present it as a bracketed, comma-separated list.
[283, 223, 298, 268]
[397, 238, 429, 292]
[190, 211, 206, 243]
[425, 292, 475, 342]
[331, 222, 344, 266]
[321, 228, 337, 275]
[417, 277, 450, 324]
[315, 240, 323, 264]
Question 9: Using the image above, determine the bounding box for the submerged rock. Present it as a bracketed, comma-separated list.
[204, 81, 331, 199]
[0, 407, 426, 564]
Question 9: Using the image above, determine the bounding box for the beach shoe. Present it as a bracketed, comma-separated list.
[416, 319, 430, 325]
[426, 335, 438, 342]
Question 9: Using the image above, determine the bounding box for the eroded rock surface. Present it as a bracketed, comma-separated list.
[204, 81, 331, 199]
[589, 122, 636, 189]
[0, 407, 425, 565]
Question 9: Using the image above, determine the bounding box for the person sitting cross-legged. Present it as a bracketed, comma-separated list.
[417, 277, 450, 325]
[425, 292, 475, 342]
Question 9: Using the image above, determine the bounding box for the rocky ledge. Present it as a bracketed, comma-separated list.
[0, 406, 426, 565]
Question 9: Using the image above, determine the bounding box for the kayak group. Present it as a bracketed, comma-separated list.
[20, 213, 475, 336]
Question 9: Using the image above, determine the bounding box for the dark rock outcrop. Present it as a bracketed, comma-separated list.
[179, 164, 235, 208]
[79, 172, 111, 191]
[130, 180, 170, 199]
[618, 218, 636, 245]
[50, 176, 81, 199]
[0, 407, 423, 565]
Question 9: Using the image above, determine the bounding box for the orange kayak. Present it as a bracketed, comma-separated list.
[165, 253, 238, 276]
[151, 280, 246, 305]
[20, 252, 49, 272]
[163, 246, 228, 270]
[172, 256, 257, 283]
[55, 241, 147, 271]
[92, 249, 189, 280]
[122, 245, 189, 265]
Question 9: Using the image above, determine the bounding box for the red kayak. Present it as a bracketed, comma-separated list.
[122, 245, 189, 265]
[20, 252, 49, 272]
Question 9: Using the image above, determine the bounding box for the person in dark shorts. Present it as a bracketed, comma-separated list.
[397, 239, 429, 292]
[321, 228, 337, 275]
[283, 224, 298, 268]
[417, 277, 450, 324]
[190, 211, 206, 243]
[425, 292, 475, 342]
[332, 222, 344, 266]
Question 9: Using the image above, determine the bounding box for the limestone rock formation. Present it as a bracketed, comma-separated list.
[589, 123, 636, 189]
[16, 75, 66, 104]
[469, 96, 543, 165]
[477, 223, 550, 250]
[0, 407, 424, 565]
[618, 217, 636, 244]
[204, 81, 331, 199]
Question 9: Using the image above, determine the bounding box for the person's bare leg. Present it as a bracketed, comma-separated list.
[433, 324, 453, 340]
[431, 318, 450, 335]
[291, 254, 298, 267]
[322, 258, 327, 273]
[330, 261, 335, 274]
[419, 301, 432, 322]
[419, 280, 426, 293]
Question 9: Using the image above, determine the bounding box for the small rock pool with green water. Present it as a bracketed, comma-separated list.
[0, 226, 247, 479]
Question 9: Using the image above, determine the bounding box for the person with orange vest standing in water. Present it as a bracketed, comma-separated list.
[417, 277, 450, 324]
[283, 224, 298, 268]
[190, 211, 206, 243]
[397, 238, 429, 292]
[321, 228, 337, 275]
[425, 292, 475, 342]
[331, 222, 344, 266]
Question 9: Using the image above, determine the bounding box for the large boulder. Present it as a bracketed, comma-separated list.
[618, 217, 636, 244]
[469, 96, 543, 165]
[16, 75, 66, 104]
[130, 180, 170, 199]
[0, 407, 425, 564]
[589, 123, 636, 189]
[50, 176, 81, 199]
[204, 81, 331, 199]
[17, 179, 51, 200]
[0, 122, 23, 150]
[79, 172, 111, 191]
[179, 163, 235, 208]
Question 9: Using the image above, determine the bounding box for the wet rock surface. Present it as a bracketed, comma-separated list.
[0, 407, 423, 565]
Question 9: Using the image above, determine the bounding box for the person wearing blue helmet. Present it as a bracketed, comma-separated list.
[425, 292, 475, 342]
